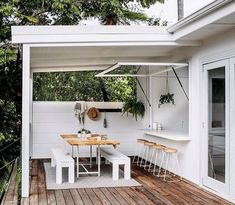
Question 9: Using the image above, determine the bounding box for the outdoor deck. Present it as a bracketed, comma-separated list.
[21, 159, 233, 205]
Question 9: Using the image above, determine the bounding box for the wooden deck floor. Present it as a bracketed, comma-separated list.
[21, 160, 233, 205]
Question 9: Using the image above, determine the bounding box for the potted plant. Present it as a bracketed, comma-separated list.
[158, 72, 175, 107]
[159, 93, 175, 106]
[78, 128, 91, 134]
[122, 97, 145, 121]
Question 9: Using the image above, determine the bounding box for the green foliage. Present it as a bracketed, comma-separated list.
[33, 71, 136, 102]
[0, 159, 13, 199]
[122, 97, 145, 121]
[148, 17, 168, 26]
[159, 93, 175, 106]
[78, 128, 91, 134]
[81, 0, 165, 25]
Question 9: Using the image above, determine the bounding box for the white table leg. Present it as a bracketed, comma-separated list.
[98, 145, 101, 176]
[96, 147, 98, 165]
[90, 145, 92, 168]
[77, 146, 79, 178]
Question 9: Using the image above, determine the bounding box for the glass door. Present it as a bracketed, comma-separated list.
[202, 60, 230, 195]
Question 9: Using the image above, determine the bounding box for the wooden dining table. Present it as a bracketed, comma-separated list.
[60, 134, 120, 178]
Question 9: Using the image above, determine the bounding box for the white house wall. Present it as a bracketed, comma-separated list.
[150, 68, 189, 132]
[170, 28, 235, 201]
[32, 101, 145, 158]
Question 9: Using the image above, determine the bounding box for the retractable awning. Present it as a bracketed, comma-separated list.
[96, 62, 188, 77]
[96, 62, 189, 103]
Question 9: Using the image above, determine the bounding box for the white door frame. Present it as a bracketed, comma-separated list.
[202, 59, 230, 195]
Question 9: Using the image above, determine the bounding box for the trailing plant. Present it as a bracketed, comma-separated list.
[158, 72, 175, 107]
[122, 98, 145, 121]
[159, 93, 175, 106]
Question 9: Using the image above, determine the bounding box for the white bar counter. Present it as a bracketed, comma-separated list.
[144, 130, 191, 142]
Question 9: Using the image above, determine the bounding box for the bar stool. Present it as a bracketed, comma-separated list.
[139, 141, 154, 167]
[133, 139, 149, 165]
[150, 144, 166, 173]
[157, 147, 182, 182]
[142, 141, 156, 169]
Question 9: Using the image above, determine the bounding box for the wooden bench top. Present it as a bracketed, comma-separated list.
[66, 139, 120, 148]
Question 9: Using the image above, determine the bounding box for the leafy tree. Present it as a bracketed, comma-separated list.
[33, 71, 135, 102]
[81, 0, 165, 25]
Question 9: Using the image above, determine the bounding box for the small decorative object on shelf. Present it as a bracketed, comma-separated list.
[158, 72, 175, 107]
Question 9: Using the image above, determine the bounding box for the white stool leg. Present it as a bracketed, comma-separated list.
[137, 144, 144, 166]
[139, 145, 146, 166]
[133, 143, 139, 163]
[143, 146, 150, 168]
[148, 148, 156, 172]
[113, 163, 119, 180]
[153, 149, 159, 175]
[124, 160, 131, 180]
[69, 163, 74, 183]
[157, 152, 165, 177]
[164, 153, 170, 181]
[175, 153, 182, 180]
[56, 164, 62, 184]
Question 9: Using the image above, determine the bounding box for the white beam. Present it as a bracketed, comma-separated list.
[22, 45, 30, 197]
[96, 62, 188, 77]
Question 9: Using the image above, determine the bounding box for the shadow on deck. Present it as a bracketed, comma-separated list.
[20, 159, 233, 205]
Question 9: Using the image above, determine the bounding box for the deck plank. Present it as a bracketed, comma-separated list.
[100, 188, 121, 205]
[70, 189, 84, 205]
[38, 160, 48, 205]
[115, 188, 137, 205]
[29, 160, 39, 205]
[62, 190, 75, 205]
[55, 190, 66, 205]
[47, 190, 57, 205]
[21, 159, 234, 205]
[77, 189, 93, 205]
[2, 160, 18, 205]
[84, 188, 102, 205]
[21, 197, 29, 205]
[91, 188, 111, 205]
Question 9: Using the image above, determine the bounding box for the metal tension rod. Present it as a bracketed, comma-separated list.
[136, 78, 151, 107]
[134, 65, 151, 107]
[171, 67, 189, 101]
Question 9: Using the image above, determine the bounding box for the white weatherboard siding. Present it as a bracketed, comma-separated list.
[170, 28, 235, 202]
[32, 102, 145, 158]
[150, 68, 189, 132]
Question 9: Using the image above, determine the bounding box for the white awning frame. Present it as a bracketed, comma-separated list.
[95, 62, 188, 77]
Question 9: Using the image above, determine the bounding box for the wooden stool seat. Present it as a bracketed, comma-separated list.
[137, 139, 149, 144]
[153, 144, 166, 149]
[144, 141, 156, 146]
[164, 147, 177, 153]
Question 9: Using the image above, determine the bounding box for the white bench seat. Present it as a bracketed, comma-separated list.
[51, 148, 74, 184]
[100, 147, 130, 180]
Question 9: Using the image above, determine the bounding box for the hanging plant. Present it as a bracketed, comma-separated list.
[159, 72, 175, 107]
[122, 98, 145, 121]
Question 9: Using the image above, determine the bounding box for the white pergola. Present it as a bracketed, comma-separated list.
[11, 25, 199, 197]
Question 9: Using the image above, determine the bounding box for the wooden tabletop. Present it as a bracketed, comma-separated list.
[66, 139, 120, 148]
[60, 134, 78, 139]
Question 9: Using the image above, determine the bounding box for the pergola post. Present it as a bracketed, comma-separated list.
[22, 45, 30, 197]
